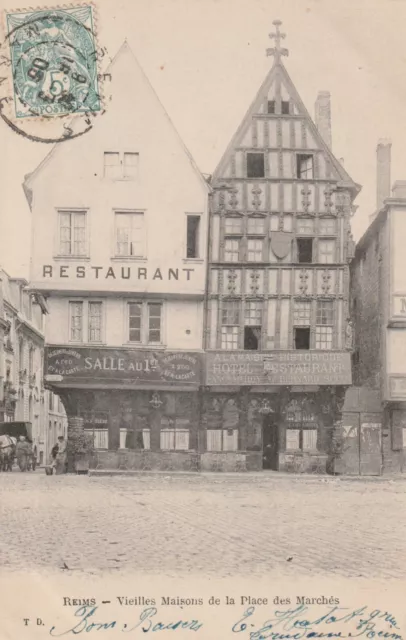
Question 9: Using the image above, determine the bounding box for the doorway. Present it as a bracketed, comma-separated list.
[262, 416, 279, 470]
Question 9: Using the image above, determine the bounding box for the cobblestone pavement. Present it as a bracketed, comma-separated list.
[0, 471, 405, 579]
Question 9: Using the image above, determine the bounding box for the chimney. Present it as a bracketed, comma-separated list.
[391, 180, 406, 200]
[376, 138, 391, 210]
[315, 91, 332, 149]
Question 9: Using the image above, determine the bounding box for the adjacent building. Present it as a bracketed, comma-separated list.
[0, 267, 66, 464]
[26, 43, 210, 470]
[203, 22, 360, 472]
[350, 141, 406, 474]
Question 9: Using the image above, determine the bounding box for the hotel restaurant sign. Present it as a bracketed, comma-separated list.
[45, 347, 201, 385]
[206, 351, 352, 386]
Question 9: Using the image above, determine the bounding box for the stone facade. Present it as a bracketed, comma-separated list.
[350, 177, 406, 474]
[0, 268, 65, 464]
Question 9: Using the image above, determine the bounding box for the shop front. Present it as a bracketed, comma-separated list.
[44, 346, 202, 471]
[203, 351, 352, 473]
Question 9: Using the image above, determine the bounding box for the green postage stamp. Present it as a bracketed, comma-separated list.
[5, 4, 101, 118]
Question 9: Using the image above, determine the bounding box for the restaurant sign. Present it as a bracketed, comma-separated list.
[206, 351, 352, 386]
[45, 347, 201, 385]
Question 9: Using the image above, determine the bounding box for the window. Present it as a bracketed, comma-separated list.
[245, 300, 263, 326]
[221, 300, 240, 350]
[123, 152, 139, 179]
[104, 152, 139, 180]
[83, 412, 109, 448]
[244, 301, 262, 351]
[128, 302, 142, 342]
[247, 239, 263, 262]
[297, 218, 314, 235]
[224, 239, 240, 262]
[19, 339, 24, 373]
[297, 238, 313, 263]
[286, 399, 318, 451]
[148, 303, 162, 343]
[294, 300, 311, 350]
[69, 302, 83, 341]
[49, 393, 53, 411]
[127, 301, 162, 344]
[293, 300, 311, 326]
[92, 429, 108, 449]
[59, 211, 86, 256]
[88, 302, 102, 343]
[186, 215, 200, 258]
[247, 152, 265, 178]
[247, 217, 265, 235]
[297, 154, 314, 179]
[225, 217, 242, 235]
[69, 301, 103, 343]
[115, 212, 145, 257]
[160, 419, 190, 450]
[28, 347, 34, 377]
[120, 428, 150, 450]
[104, 152, 120, 179]
[315, 300, 334, 349]
[319, 218, 337, 235]
[267, 100, 276, 114]
[316, 299, 334, 325]
[207, 429, 238, 451]
[281, 100, 290, 114]
[295, 328, 310, 349]
[318, 239, 336, 264]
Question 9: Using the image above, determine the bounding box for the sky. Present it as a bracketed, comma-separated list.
[1, 0, 405, 277]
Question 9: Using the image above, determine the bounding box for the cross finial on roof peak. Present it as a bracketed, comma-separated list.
[266, 19, 289, 62]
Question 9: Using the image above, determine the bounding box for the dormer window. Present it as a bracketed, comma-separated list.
[247, 153, 265, 178]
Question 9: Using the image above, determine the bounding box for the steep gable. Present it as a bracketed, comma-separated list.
[213, 47, 359, 197]
[24, 41, 209, 199]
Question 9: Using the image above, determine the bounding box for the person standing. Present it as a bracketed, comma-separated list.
[55, 435, 67, 475]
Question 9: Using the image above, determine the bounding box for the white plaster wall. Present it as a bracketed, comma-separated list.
[28, 44, 209, 297]
[46, 296, 204, 350]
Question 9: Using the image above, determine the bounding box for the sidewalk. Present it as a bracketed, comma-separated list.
[88, 468, 406, 482]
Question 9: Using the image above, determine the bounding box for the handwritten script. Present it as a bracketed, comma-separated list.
[48, 604, 402, 638]
[232, 605, 402, 640]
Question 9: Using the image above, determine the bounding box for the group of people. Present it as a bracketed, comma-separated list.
[50, 435, 67, 475]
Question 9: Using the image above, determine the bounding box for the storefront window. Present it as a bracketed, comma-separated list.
[207, 429, 238, 451]
[160, 417, 190, 450]
[285, 398, 318, 452]
[120, 428, 150, 450]
[82, 410, 109, 449]
[85, 428, 108, 449]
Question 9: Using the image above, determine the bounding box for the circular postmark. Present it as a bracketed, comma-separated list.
[0, 4, 108, 143]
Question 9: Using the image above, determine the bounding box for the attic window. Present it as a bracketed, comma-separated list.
[247, 153, 265, 178]
[297, 154, 314, 180]
[267, 100, 276, 114]
[281, 101, 290, 115]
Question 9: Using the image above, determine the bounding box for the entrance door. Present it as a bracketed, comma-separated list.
[339, 412, 382, 475]
[262, 417, 278, 470]
[360, 414, 382, 476]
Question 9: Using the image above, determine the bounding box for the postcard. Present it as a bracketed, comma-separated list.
[0, 0, 405, 638]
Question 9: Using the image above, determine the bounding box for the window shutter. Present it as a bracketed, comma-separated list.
[391, 410, 404, 451]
